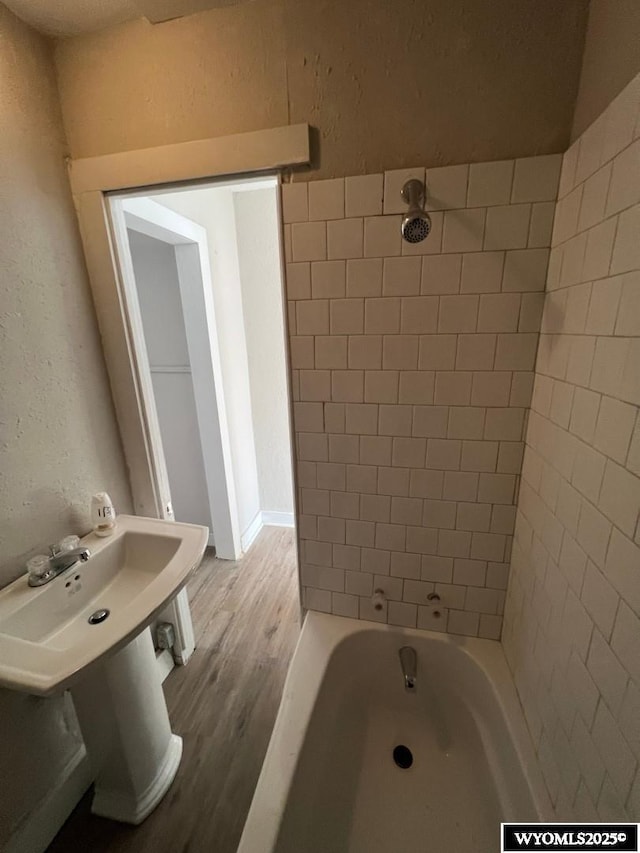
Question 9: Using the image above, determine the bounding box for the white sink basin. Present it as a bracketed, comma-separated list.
[0, 514, 208, 825]
[0, 515, 207, 696]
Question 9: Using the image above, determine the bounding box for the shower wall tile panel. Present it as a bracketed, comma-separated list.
[283, 150, 562, 639]
[502, 72, 640, 821]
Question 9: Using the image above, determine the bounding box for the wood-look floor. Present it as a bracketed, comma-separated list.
[48, 526, 300, 853]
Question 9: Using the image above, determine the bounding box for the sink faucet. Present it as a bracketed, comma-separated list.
[28, 547, 91, 588]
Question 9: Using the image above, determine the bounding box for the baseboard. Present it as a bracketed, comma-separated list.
[6, 745, 92, 853]
[207, 532, 216, 548]
[240, 511, 294, 553]
[261, 511, 295, 528]
[241, 511, 263, 552]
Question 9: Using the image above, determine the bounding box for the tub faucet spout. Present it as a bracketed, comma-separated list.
[399, 646, 417, 692]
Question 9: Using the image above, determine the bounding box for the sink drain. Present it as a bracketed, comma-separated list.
[393, 744, 413, 769]
[88, 608, 110, 625]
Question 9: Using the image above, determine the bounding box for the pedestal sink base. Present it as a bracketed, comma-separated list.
[92, 733, 182, 824]
[70, 627, 182, 825]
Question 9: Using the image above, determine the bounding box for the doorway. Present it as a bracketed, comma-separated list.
[109, 176, 295, 565]
[127, 226, 213, 535]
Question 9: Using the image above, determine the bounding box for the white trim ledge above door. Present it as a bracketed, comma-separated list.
[69, 124, 311, 194]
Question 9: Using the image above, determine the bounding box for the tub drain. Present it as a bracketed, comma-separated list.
[88, 608, 110, 625]
[393, 745, 413, 769]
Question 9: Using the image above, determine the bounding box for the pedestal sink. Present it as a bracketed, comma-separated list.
[0, 515, 208, 824]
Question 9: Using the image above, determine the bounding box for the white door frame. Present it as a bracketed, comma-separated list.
[115, 196, 241, 558]
[70, 123, 309, 524]
[69, 124, 310, 663]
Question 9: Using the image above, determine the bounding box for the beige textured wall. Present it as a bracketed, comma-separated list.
[53, 0, 589, 179]
[571, 0, 640, 140]
[0, 6, 131, 843]
[504, 73, 640, 819]
[0, 8, 131, 586]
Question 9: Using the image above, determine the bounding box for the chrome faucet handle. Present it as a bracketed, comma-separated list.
[51, 535, 81, 557]
[27, 554, 52, 581]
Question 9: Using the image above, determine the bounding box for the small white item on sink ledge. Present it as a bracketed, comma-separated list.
[91, 491, 116, 537]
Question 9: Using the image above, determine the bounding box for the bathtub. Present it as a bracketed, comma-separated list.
[238, 612, 552, 853]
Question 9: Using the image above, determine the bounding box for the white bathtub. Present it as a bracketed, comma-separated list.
[238, 612, 552, 853]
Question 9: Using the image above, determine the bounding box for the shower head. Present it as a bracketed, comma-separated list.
[401, 179, 431, 244]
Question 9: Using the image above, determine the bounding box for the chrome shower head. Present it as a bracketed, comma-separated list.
[401, 179, 431, 244]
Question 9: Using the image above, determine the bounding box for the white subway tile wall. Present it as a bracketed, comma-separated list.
[503, 73, 640, 821]
[283, 148, 562, 639]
